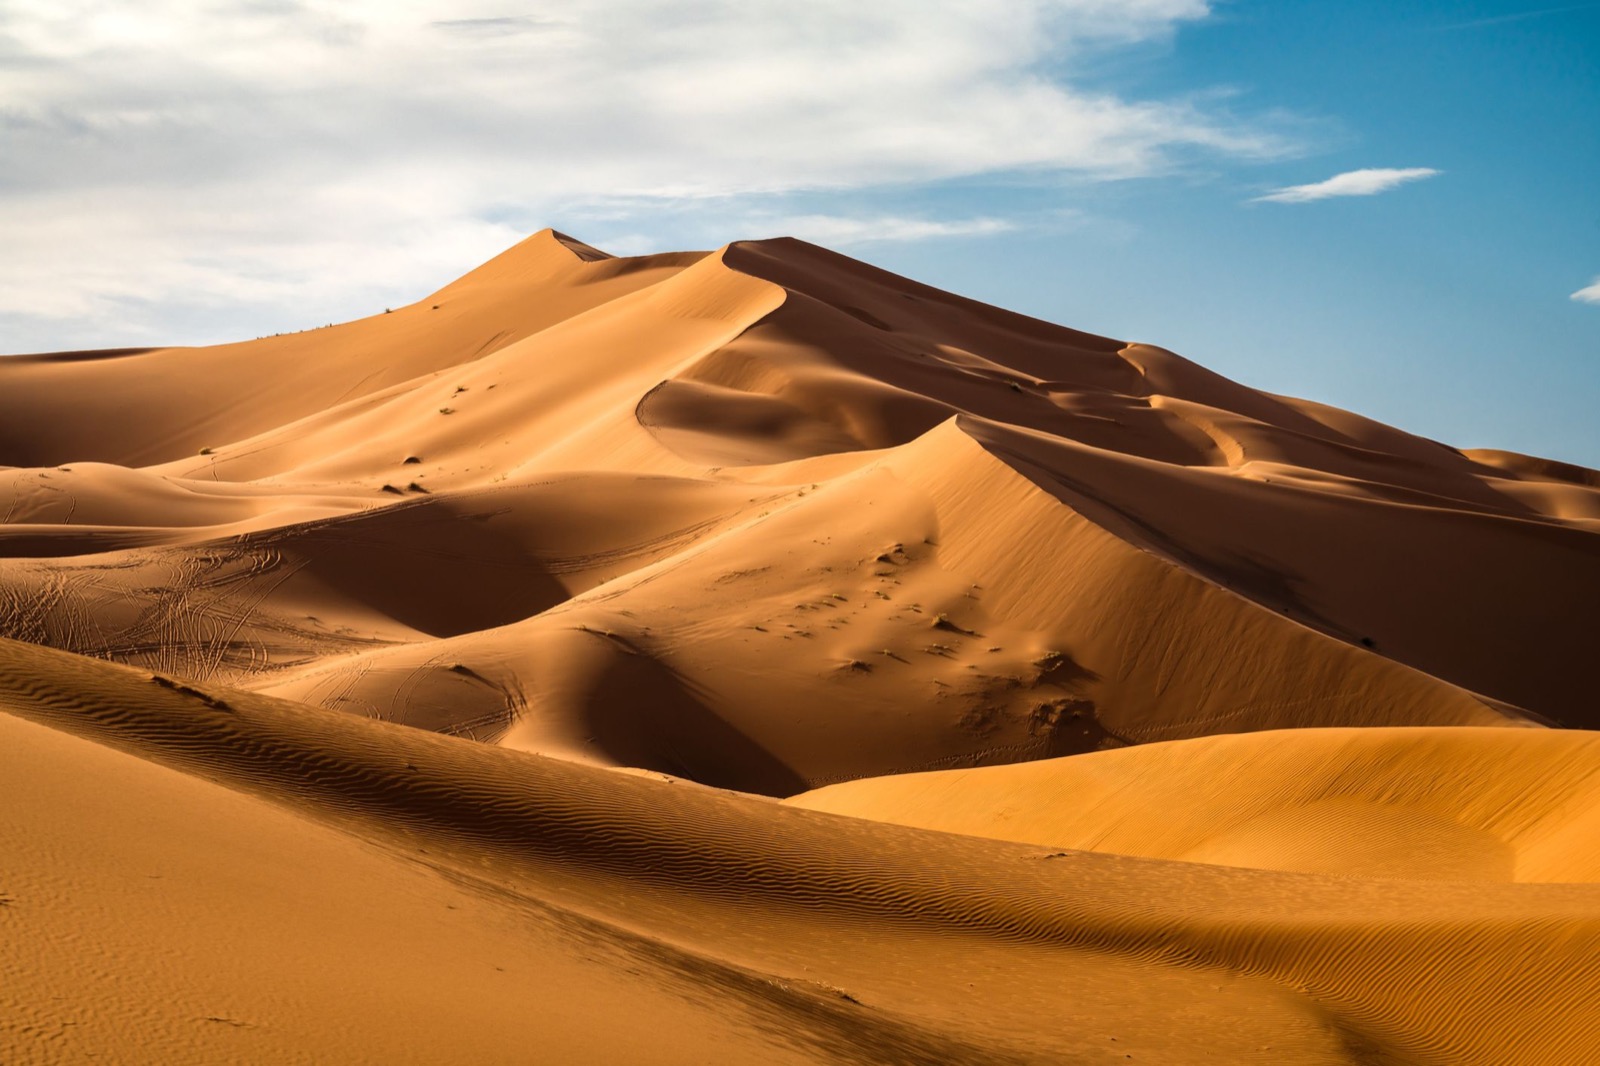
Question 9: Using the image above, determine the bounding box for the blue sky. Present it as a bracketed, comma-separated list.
[857, 2, 1600, 465]
[2, 1, 1596, 464]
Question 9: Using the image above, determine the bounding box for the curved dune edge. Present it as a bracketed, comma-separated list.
[0, 414, 1531, 797]
[2, 231, 1599, 758]
[789, 726, 1600, 883]
[3, 636, 1600, 1065]
[233, 416, 1522, 797]
[3, 230, 1599, 1063]
[1, 232, 1595, 741]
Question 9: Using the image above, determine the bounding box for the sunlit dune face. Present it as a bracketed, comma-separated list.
[3, 231, 1598, 1066]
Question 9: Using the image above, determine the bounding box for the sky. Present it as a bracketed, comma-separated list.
[2, 1, 1596, 465]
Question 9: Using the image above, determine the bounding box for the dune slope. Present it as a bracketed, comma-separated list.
[792, 726, 1600, 882]
[3, 230, 1598, 1063]
[5, 231, 1596, 788]
[4, 637, 1600, 1065]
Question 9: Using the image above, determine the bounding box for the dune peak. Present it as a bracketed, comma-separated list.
[4, 228, 1598, 1066]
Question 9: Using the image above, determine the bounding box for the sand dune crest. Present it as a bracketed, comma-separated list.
[3, 230, 1597, 1063]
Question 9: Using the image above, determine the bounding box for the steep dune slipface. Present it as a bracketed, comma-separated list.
[150, 415, 1507, 796]
[3, 230, 1599, 1064]
[3, 231, 1583, 782]
[679, 239, 1600, 725]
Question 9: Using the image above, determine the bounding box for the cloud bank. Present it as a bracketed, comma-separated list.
[1572, 278, 1600, 305]
[1255, 167, 1441, 204]
[0, 0, 1292, 349]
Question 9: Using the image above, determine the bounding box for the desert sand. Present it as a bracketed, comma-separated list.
[3, 230, 1598, 1064]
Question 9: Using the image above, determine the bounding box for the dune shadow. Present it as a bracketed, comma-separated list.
[580, 637, 806, 797]
[266, 502, 570, 638]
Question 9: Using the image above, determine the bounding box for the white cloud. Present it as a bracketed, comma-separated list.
[1572, 278, 1600, 305]
[756, 215, 1017, 245]
[1254, 167, 1441, 204]
[0, 0, 1294, 350]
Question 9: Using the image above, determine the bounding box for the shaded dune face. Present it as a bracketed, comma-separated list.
[1, 230, 1597, 792]
[3, 230, 1600, 1064]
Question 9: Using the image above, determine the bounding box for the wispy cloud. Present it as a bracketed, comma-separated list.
[1572, 278, 1600, 305]
[1435, 2, 1600, 30]
[429, 16, 567, 37]
[1254, 167, 1441, 204]
[553, 200, 1090, 259]
[0, 0, 1298, 351]
[761, 215, 1016, 246]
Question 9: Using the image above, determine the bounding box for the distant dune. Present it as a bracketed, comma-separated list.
[4, 231, 1598, 1064]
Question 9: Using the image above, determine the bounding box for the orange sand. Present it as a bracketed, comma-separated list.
[3, 231, 1597, 1063]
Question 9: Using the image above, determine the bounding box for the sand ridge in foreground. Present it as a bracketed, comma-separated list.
[3, 230, 1598, 1063]
[4, 637, 1600, 1064]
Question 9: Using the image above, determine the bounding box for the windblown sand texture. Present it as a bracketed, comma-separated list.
[3, 230, 1598, 1064]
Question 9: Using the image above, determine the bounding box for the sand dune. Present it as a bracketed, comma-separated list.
[5, 637, 1600, 1065]
[3, 230, 1598, 1063]
[792, 726, 1600, 882]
